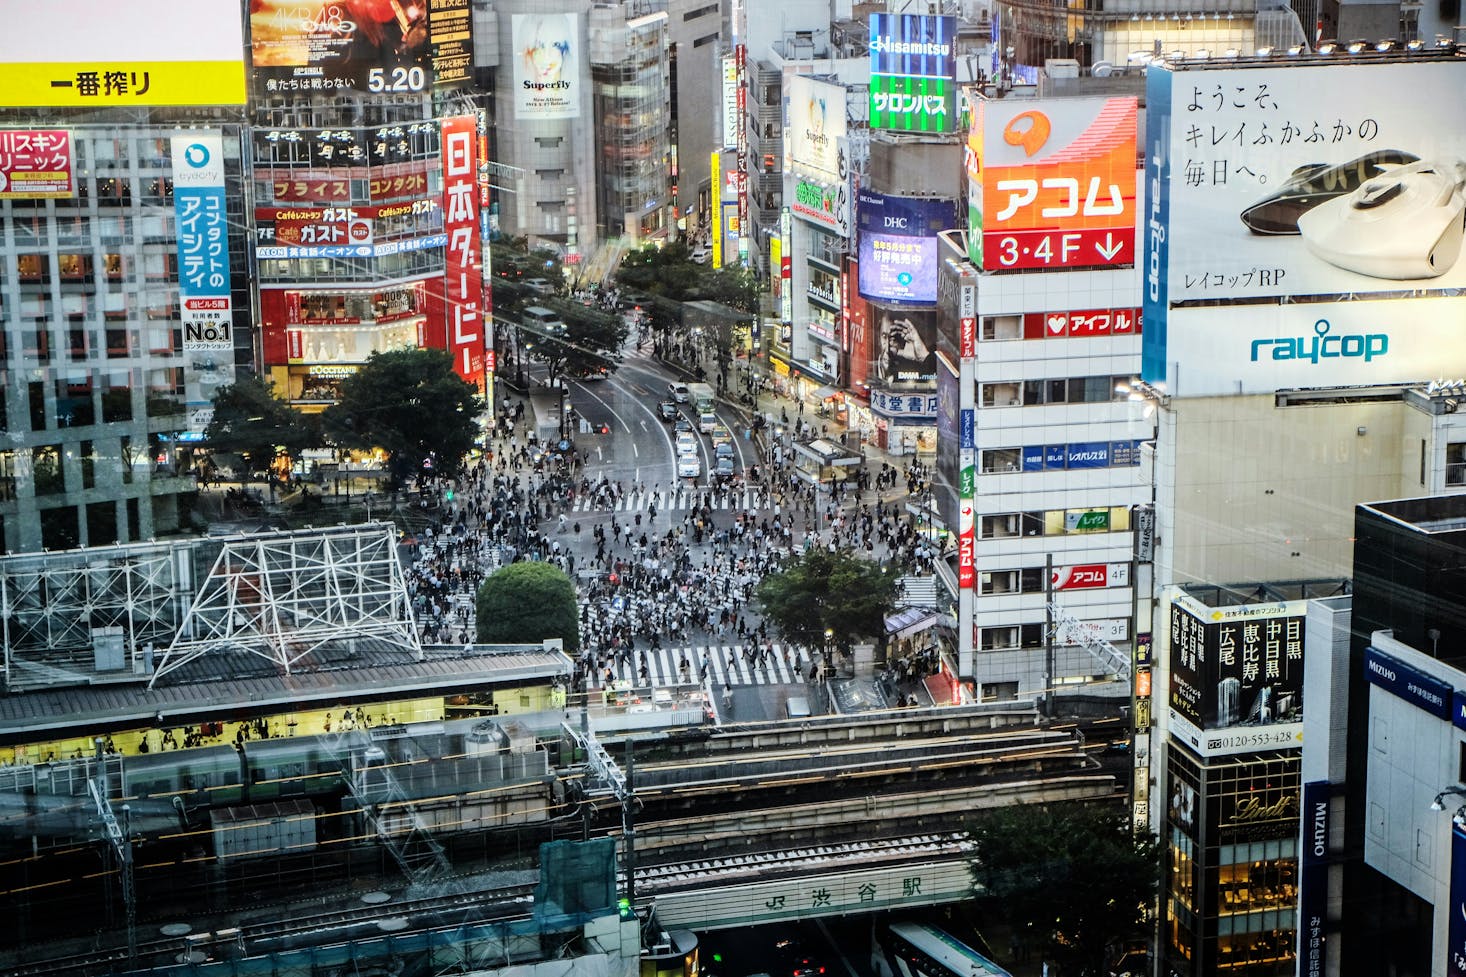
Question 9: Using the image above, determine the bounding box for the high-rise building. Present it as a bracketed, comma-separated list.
[0, 0, 251, 552]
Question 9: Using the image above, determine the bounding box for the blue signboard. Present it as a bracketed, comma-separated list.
[959, 409, 974, 449]
[1022, 446, 1044, 471]
[1298, 780, 1329, 977]
[868, 13, 957, 80]
[1362, 646, 1453, 721]
[856, 190, 957, 236]
[1066, 441, 1111, 469]
[1044, 444, 1067, 470]
[1141, 66, 1172, 384]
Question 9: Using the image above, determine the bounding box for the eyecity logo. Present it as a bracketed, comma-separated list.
[1250, 319, 1388, 364]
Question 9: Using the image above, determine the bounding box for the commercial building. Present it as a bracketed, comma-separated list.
[0, 0, 251, 552]
[1141, 49, 1466, 977]
[938, 87, 1149, 707]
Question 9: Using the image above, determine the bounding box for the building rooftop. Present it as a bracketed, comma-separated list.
[1361, 495, 1466, 536]
[0, 641, 572, 744]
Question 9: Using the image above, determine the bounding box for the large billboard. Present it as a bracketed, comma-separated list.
[0, 0, 245, 107]
[512, 13, 580, 119]
[250, 0, 440, 96]
[868, 13, 956, 133]
[856, 191, 955, 305]
[171, 134, 233, 353]
[871, 309, 939, 384]
[787, 75, 847, 178]
[441, 115, 484, 387]
[1144, 60, 1466, 392]
[0, 131, 74, 199]
[1168, 591, 1306, 757]
[969, 96, 1138, 272]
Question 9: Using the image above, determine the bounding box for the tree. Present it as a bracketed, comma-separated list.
[968, 802, 1159, 976]
[753, 548, 899, 653]
[321, 348, 482, 487]
[475, 562, 580, 653]
[205, 375, 317, 484]
[521, 299, 628, 384]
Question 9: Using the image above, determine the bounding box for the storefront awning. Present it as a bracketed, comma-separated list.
[812, 385, 839, 402]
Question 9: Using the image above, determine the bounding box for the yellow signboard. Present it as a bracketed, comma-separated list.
[710, 151, 723, 269]
[0, 62, 246, 108]
[0, 0, 247, 107]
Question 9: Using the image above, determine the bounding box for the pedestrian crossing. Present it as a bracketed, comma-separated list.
[570, 488, 768, 514]
[586, 643, 815, 689]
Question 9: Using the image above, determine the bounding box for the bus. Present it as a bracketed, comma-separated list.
[872, 922, 1011, 977]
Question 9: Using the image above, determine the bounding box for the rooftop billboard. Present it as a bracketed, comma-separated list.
[0, 0, 246, 107]
[968, 96, 1137, 273]
[1144, 60, 1466, 393]
[868, 14, 956, 133]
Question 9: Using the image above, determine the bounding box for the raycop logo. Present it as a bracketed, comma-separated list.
[1146, 137, 1165, 304]
[1250, 319, 1388, 365]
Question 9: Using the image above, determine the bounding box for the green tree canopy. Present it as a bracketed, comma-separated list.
[520, 299, 628, 383]
[969, 802, 1159, 976]
[475, 562, 580, 653]
[205, 374, 317, 481]
[321, 347, 482, 487]
[753, 548, 899, 653]
[615, 243, 758, 312]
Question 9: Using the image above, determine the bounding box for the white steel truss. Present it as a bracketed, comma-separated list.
[148, 523, 420, 688]
[1, 540, 189, 691]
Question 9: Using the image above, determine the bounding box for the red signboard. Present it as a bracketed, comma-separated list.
[960, 316, 976, 358]
[958, 535, 974, 589]
[0, 129, 74, 198]
[973, 97, 1137, 272]
[1023, 307, 1141, 339]
[440, 115, 483, 386]
[1050, 563, 1129, 590]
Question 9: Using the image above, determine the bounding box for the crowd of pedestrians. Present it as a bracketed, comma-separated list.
[399, 388, 947, 696]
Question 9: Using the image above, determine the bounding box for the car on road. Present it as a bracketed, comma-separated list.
[677, 455, 701, 479]
[714, 442, 735, 461]
[676, 430, 698, 455]
[713, 456, 736, 481]
[657, 400, 679, 422]
[668, 381, 690, 403]
[711, 424, 733, 447]
[690, 245, 711, 264]
[674, 416, 693, 434]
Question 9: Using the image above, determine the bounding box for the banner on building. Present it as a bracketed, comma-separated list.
[0, 130, 73, 198]
[0, 0, 246, 107]
[512, 13, 580, 119]
[441, 115, 483, 386]
[868, 13, 956, 133]
[171, 133, 233, 353]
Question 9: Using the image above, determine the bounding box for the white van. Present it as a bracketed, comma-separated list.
[522, 305, 566, 335]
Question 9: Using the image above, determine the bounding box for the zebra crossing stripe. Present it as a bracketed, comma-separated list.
[587, 643, 809, 688]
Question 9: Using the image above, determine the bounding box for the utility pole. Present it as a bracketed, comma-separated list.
[1044, 553, 1055, 720]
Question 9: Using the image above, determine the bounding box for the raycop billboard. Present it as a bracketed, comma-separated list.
[857, 191, 956, 305]
[868, 13, 956, 133]
[1167, 591, 1306, 757]
[1143, 59, 1466, 395]
[967, 96, 1138, 273]
[0, 0, 246, 107]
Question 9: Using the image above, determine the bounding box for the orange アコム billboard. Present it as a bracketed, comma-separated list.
[968, 96, 1138, 273]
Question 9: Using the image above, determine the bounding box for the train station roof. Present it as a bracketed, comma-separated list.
[0, 640, 572, 744]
